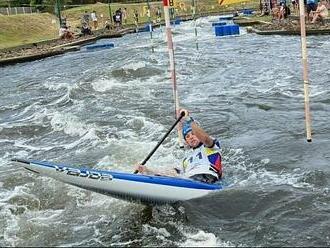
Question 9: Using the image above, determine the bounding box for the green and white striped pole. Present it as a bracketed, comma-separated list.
[55, 0, 62, 26]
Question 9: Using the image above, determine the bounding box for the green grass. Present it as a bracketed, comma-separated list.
[0, 13, 59, 49]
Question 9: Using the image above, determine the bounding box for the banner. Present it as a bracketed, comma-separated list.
[218, 0, 248, 5]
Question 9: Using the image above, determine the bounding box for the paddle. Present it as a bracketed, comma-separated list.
[134, 111, 185, 174]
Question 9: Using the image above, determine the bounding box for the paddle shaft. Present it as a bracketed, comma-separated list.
[134, 112, 185, 174]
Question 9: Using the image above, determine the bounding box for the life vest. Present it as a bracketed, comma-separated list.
[180, 140, 223, 179]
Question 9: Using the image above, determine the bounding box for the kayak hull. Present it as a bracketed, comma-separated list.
[12, 159, 222, 204]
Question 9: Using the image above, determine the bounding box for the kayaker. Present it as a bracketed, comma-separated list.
[135, 108, 223, 184]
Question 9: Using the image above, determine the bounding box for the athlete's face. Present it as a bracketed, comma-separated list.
[185, 132, 200, 148]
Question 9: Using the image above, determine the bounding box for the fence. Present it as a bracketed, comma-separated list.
[0, 6, 37, 15]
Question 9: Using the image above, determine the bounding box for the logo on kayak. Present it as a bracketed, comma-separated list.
[54, 165, 113, 180]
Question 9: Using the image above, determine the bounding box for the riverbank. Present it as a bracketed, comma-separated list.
[247, 15, 330, 35]
[0, 31, 125, 66]
[0, 11, 226, 66]
[0, 0, 259, 49]
[2, 10, 329, 66]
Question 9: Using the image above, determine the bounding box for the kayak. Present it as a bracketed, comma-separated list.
[12, 159, 223, 205]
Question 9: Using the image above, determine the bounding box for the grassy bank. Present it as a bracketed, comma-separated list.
[0, 0, 259, 50]
[0, 13, 59, 49]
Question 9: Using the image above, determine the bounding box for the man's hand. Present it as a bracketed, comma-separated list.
[135, 164, 148, 174]
[178, 108, 191, 122]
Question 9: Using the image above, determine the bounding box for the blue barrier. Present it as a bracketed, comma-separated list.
[242, 9, 253, 15]
[219, 15, 233, 20]
[216, 26, 224, 36]
[223, 25, 231, 36]
[212, 22, 227, 26]
[171, 18, 181, 25]
[215, 24, 240, 36]
[138, 24, 153, 32]
[86, 43, 115, 50]
[231, 25, 240, 34]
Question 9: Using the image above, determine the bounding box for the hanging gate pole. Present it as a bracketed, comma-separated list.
[163, 0, 184, 148]
[298, 0, 312, 142]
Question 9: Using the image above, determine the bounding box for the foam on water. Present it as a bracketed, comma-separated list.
[1, 102, 47, 129]
[50, 111, 98, 137]
[13, 139, 55, 152]
[43, 80, 72, 91]
[179, 230, 235, 247]
[122, 61, 146, 71]
[91, 77, 123, 92]
[0, 183, 41, 246]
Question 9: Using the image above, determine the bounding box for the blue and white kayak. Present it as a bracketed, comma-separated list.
[12, 159, 223, 205]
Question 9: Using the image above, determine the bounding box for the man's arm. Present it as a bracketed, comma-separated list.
[180, 108, 215, 148]
[135, 164, 179, 177]
[191, 121, 215, 148]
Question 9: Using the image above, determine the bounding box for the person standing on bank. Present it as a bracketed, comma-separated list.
[82, 10, 90, 26]
[90, 10, 98, 30]
[135, 109, 223, 184]
[122, 7, 128, 25]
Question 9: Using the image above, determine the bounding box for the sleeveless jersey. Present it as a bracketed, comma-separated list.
[179, 139, 222, 179]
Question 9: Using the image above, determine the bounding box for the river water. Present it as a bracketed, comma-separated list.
[1, 16, 330, 246]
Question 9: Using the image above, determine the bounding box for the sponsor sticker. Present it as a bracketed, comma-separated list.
[54, 165, 113, 180]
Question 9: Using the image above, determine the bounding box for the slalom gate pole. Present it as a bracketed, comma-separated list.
[163, 0, 184, 148]
[298, 0, 312, 142]
[146, 0, 154, 52]
[192, 0, 199, 50]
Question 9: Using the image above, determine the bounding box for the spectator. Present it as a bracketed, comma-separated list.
[260, 2, 270, 16]
[133, 9, 139, 25]
[81, 22, 92, 36]
[279, 0, 287, 6]
[311, 0, 329, 24]
[306, 0, 317, 21]
[291, 0, 298, 13]
[118, 8, 123, 25]
[271, 4, 280, 20]
[82, 10, 90, 26]
[114, 8, 122, 30]
[59, 26, 66, 38]
[104, 18, 114, 31]
[61, 16, 67, 27]
[156, 6, 162, 22]
[274, 2, 290, 21]
[59, 25, 74, 40]
[278, 3, 286, 20]
[284, 3, 291, 18]
[90, 10, 98, 30]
